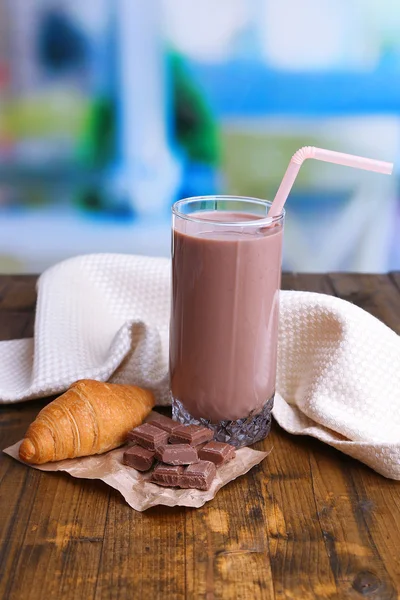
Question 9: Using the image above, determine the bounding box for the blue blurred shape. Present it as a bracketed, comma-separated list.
[188, 61, 400, 116]
[37, 8, 88, 72]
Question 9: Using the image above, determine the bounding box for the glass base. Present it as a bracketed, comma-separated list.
[171, 395, 274, 448]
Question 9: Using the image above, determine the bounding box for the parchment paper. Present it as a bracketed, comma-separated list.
[3, 441, 268, 511]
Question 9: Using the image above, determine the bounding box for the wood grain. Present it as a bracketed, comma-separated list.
[184, 470, 274, 599]
[0, 274, 399, 600]
[95, 502, 187, 599]
[328, 273, 400, 334]
[257, 429, 339, 599]
[327, 272, 400, 596]
[282, 272, 336, 295]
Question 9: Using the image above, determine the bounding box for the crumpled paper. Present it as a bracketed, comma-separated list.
[3, 441, 268, 511]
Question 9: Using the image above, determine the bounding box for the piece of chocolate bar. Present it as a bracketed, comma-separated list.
[179, 460, 216, 491]
[155, 443, 198, 465]
[198, 441, 236, 467]
[147, 412, 182, 434]
[169, 424, 213, 446]
[123, 446, 155, 472]
[127, 423, 169, 450]
[151, 464, 184, 487]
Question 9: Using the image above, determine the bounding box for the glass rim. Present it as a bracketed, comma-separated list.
[172, 195, 285, 226]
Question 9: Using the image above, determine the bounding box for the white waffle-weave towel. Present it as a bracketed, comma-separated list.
[0, 254, 399, 479]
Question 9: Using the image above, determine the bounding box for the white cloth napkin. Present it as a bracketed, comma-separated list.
[1, 254, 399, 479]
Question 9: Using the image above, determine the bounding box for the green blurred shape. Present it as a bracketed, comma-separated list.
[76, 97, 115, 167]
[171, 52, 220, 166]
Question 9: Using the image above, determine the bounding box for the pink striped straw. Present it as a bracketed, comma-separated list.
[268, 146, 393, 218]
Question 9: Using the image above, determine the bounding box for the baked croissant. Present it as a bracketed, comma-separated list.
[19, 379, 154, 464]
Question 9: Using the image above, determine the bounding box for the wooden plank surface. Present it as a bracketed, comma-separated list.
[0, 274, 399, 600]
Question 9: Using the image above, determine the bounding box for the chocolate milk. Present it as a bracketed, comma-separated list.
[170, 211, 283, 423]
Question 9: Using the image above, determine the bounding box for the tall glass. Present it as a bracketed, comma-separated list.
[170, 196, 285, 446]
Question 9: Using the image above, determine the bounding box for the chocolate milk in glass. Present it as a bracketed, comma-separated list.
[170, 199, 284, 438]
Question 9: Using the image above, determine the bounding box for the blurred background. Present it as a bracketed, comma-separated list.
[0, 0, 398, 273]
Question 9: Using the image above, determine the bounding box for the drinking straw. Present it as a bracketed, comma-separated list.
[269, 146, 393, 218]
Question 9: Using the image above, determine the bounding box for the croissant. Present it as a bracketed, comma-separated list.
[19, 379, 154, 464]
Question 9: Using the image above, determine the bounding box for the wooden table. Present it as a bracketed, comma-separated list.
[0, 273, 399, 600]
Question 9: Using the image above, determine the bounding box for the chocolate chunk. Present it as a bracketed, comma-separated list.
[127, 423, 169, 450]
[123, 446, 155, 471]
[155, 443, 198, 465]
[151, 464, 184, 487]
[179, 460, 216, 491]
[198, 441, 236, 466]
[147, 412, 182, 434]
[169, 424, 213, 446]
